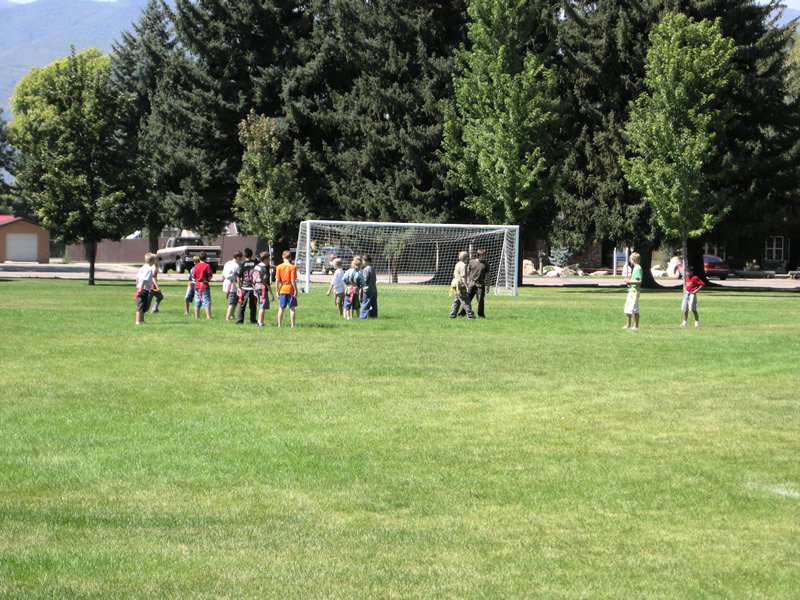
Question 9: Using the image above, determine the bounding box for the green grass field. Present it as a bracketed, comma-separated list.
[1, 279, 798, 599]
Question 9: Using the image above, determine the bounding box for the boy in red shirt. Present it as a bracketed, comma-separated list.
[193, 252, 213, 320]
[681, 266, 705, 328]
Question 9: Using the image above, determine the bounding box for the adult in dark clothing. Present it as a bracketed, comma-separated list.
[359, 254, 378, 318]
[466, 248, 490, 318]
[236, 248, 258, 324]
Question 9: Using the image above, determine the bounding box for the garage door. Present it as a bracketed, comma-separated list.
[6, 233, 38, 261]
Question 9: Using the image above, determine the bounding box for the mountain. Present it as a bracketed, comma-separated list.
[777, 7, 800, 25]
[0, 0, 148, 117]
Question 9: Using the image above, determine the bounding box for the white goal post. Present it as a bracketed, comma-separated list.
[295, 220, 520, 296]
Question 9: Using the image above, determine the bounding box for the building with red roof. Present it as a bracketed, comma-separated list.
[0, 216, 50, 263]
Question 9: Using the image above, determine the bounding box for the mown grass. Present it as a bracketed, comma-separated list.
[1, 279, 798, 599]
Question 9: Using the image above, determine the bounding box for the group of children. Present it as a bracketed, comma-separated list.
[135, 249, 298, 327]
[137, 248, 704, 329]
[622, 252, 706, 330]
[325, 254, 378, 320]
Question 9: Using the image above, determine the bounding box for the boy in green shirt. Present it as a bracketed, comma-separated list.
[623, 252, 642, 330]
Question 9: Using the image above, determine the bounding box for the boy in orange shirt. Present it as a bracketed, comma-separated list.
[275, 250, 298, 328]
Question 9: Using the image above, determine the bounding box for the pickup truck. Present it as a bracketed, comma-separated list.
[156, 237, 222, 274]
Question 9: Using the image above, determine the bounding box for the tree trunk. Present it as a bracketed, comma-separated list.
[85, 240, 96, 286]
[687, 237, 708, 284]
[638, 241, 659, 289]
[148, 228, 160, 254]
[682, 236, 689, 288]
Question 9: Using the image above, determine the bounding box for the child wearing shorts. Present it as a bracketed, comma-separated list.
[135, 253, 158, 325]
[342, 257, 365, 321]
[681, 266, 705, 327]
[222, 251, 243, 321]
[325, 257, 345, 318]
[193, 252, 213, 320]
[275, 250, 298, 328]
[623, 252, 642, 330]
[253, 251, 276, 327]
[184, 255, 200, 315]
[150, 258, 164, 313]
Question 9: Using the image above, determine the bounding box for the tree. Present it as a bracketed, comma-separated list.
[441, 0, 558, 225]
[662, 0, 800, 272]
[277, 0, 467, 227]
[166, 0, 312, 239]
[321, 0, 468, 223]
[554, 0, 663, 285]
[9, 48, 129, 285]
[234, 110, 308, 261]
[109, 0, 177, 252]
[0, 109, 15, 213]
[622, 13, 736, 279]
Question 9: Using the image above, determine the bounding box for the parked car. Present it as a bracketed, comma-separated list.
[703, 255, 729, 280]
[312, 246, 355, 274]
[157, 237, 221, 274]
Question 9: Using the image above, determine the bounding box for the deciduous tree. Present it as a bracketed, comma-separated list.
[0, 109, 15, 214]
[622, 13, 736, 277]
[9, 48, 129, 285]
[441, 0, 558, 225]
[234, 110, 308, 261]
[663, 0, 800, 271]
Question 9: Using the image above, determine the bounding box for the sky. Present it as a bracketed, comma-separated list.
[7, 0, 120, 3]
[6, 0, 800, 4]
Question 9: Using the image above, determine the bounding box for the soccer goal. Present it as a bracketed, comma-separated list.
[295, 220, 520, 295]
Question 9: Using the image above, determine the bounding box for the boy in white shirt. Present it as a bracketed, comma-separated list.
[135, 253, 158, 325]
[325, 258, 345, 318]
[222, 251, 243, 321]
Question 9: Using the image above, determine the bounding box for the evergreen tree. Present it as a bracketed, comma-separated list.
[9, 49, 130, 285]
[167, 0, 310, 238]
[142, 48, 234, 237]
[441, 0, 559, 226]
[555, 0, 662, 284]
[109, 0, 177, 252]
[278, 0, 468, 226]
[557, 0, 800, 281]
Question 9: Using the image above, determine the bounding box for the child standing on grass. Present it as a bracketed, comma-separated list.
[325, 257, 345, 318]
[222, 251, 243, 321]
[359, 254, 378, 319]
[193, 252, 213, 320]
[623, 252, 642, 330]
[342, 257, 365, 321]
[681, 266, 705, 328]
[253, 251, 276, 327]
[275, 250, 298, 328]
[184, 255, 200, 315]
[150, 258, 164, 314]
[135, 253, 158, 325]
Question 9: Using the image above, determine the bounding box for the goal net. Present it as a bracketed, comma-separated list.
[295, 220, 520, 295]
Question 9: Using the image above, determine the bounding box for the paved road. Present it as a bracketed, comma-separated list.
[1, 262, 798, 289]
[0, 262, 194, 282]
